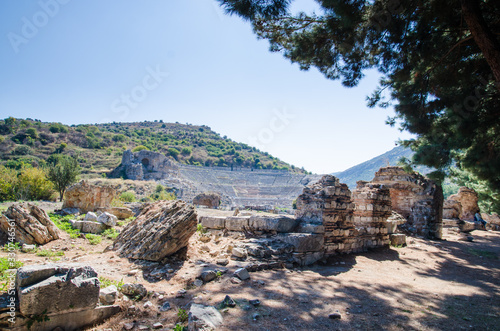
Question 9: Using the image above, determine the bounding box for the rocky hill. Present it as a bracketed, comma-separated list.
[0, 117, 307, 177]
[334, 146, 432, 188]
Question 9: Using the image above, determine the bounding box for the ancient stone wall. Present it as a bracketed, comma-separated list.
[111, 150, 179, 180]
[371, 167, 443, 239]
[62, 181, 116, 213]
[352, 182, 392, 251]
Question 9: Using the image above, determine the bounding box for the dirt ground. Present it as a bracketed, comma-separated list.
[2, 213, 500, 331]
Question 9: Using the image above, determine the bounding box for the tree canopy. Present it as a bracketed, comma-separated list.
[218, 0, 500, 201]
[47, 156, 80, 202]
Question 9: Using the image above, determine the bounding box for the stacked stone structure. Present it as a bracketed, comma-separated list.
[352, 182, 392, 251]
[371, 167, 443, 239]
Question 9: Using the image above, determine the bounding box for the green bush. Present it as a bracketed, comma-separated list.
[102, 228, 120, 240]
[14, 167, 54, 201]
[0, 257, 23, 292]
[132, 145, 149, 152]
[168, 147, 180, 160]
[12, 145, 32, 155]
[120, 191, 136, 202]
[85, 234, 102, 245]
[181, 147, 192, 156]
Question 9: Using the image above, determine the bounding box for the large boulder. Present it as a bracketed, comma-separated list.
[112, 200, 197, 261]
[193, 192, 221, 209]
[62, 180, 116, 213]
[0, 203, 59, 245]
[16, 263, 100, 315]
[448, 187, 480, 221]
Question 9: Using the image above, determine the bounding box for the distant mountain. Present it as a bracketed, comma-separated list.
[333, 146, 432, 189]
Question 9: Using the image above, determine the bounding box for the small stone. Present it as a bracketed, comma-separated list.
[21, 244, 37, 253]
[143, 301, 153, 309]
[234, 268, 250, 280]
[329, 311, 342, 319]
[252, 313, 261, 320]
[128, 305, 136, 313]
[467, 236, 474, 242]
[128, 269, 139, 276]
[194, 279, 203, 287]
[231, 247, 247, 259]
[121, 283, 147, 300]
[153, 322, 163, 329]
[222, 295, 236, 308]
[99, 285, 118, 305]
[216, 259, 229, 266]
[242, 305, 251, 311]
[167, 269, 174, 273]
[249, 299, 260, 306]
[230, 277, 242, 284]
[159, 301, 171, 312]
[176, 289, 187, 298]
[137, 325, 149, 330]
[123, 323, 134, 330]
[200, 270, 217, 283]
[158, 294, 164, 300]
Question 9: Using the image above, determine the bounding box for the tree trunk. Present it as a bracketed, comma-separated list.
[461, 0, 500, 92]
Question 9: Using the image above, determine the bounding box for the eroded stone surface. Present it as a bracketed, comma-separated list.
[113, 200, 197, 261]
[448, 187, 479, 221]
[16, 263, 99, 315]
[371, 167, 443, 239]
[0, 203, 59, 245]
[63, 180, 116, 213]
[193, 192, 221, 209]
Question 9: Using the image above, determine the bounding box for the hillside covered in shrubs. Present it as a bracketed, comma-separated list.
[0, 117, 307, 177]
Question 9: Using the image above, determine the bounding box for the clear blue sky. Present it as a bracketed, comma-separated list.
[0, 0, 411, 174]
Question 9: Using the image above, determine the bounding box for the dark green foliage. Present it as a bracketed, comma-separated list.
[49, 123, 68, 133]
[47, 156, 80, 202]
[12, 145, 32, 155]
[219, 0, 500, 206]
[168, 147, 180, 160]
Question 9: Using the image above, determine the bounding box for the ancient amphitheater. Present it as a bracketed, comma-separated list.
[110, 150, 321, 209]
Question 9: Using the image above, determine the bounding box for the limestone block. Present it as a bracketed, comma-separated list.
[275, 233, 324, 253]
[72, 220, 108, 234]
[16, 264, 99, 315]
[248, 215, 299, 233]
[200, 216, 226, 230]
[225, 216, 250, 231]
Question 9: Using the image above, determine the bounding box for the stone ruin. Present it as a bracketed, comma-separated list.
[62, 180, 116, 213]
[110, 149, 179, 180]
[446, 187, 479, 221]
[198, 168, 444, 266]
[370, 167, 443, 239]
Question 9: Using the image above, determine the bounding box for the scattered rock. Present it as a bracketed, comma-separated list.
[216, 259, 229, 266]
[62, 180, 116, 213]
[329, 311, 342, 319]
[143, 301, 153, 309]
[121, 283, 147, 300]
[199, 270, 217, 283]
[230, 277, 242, 284]
[97, 207, 135, 220]
[84, 212, 98, 222]
[71, 220, 108, 234]
[99, 285, 118, 305]
[222, 295, 236, 308]
[231, 247, 248, 259]
[21, 244, 37, 253]
[249, 299, 260, 306]
[112, 200, 197, 261]
[194, 279, 204, 287]
[159, 301, 171, 312]
[123, 323, 134, 330]
[98, 212, 118, 227]
[390, 234, 406, 246]
[252, 313, 261, 320]
[234, 268, 250, 280]
[0, 203, 60, 245]
[188, 304, 224, 330]
[128, 269, 140, 276]
[153, 322, 163, 329]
